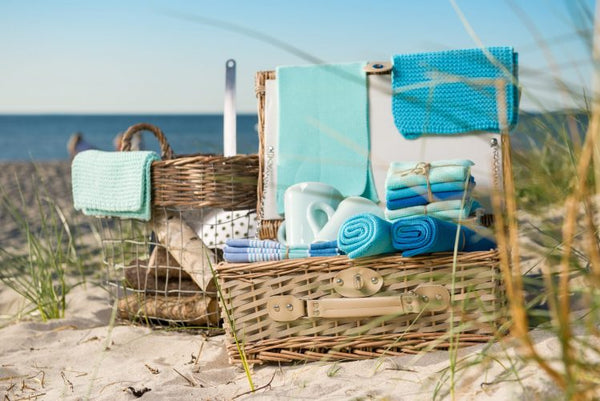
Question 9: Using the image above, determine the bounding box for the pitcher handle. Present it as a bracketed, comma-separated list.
[307, 201, 336, 237]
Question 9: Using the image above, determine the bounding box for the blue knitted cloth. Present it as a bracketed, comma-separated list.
[391, 47, 519, 138]
[72, 150, 159, 221]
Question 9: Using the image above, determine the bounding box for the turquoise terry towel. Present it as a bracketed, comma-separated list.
[337, 213, 396, 259]
[276, 62, 377, 214]
[392, 47, 519, 138]
[386, 159, 473, 190]
[386, 177, 475, 202]
[391, 216, 496, 257]
[72, 150, 159, 221]
[385, 199, 473, 221]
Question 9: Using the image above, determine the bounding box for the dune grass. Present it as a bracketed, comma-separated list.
[0, 166, 86, 321]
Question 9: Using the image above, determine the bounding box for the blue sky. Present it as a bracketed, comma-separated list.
[0, 0, 595, 113]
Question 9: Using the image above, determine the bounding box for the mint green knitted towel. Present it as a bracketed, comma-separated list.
[72, 150, 160, 221]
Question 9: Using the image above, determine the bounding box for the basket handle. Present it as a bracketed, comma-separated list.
[121, 123, 175, 160]
[267, 285, 450, 322]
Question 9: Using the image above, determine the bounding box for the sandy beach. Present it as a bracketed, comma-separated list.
[0, 161, 589, 400]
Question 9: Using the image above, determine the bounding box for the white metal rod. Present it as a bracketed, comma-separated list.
[224, 59, 237, 156]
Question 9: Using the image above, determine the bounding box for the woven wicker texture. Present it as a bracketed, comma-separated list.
[216, 250, 505, 364]
[122, 123, 259, 211]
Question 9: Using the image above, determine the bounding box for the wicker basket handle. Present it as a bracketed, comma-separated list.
[121, 123, 175, 160]
[267, 285, 450, 322]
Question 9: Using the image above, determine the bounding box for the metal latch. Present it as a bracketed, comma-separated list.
[333, 266, 383, 298]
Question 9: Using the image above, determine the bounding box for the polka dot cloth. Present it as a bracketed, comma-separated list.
[183, 208, 257, 249]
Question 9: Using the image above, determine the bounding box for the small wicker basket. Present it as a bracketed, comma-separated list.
[121, 122, 259, 210]
[99, 123, 260, 328]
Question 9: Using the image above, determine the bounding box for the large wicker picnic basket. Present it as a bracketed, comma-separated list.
[99, 123, 260, 328]
[214, 65, 514, 363]
[216, 250, 505, 364]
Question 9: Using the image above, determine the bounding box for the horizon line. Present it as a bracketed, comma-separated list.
[0, 111, 259, 116]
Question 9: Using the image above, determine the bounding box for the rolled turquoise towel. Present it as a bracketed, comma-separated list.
[72, 150, 159, 221]
[391, 216, 496, 257]
[385, 160, 473, 190]
[385, 199, 473, 221]
[391, 216, 465, 257]
[337, 213, 396, 259]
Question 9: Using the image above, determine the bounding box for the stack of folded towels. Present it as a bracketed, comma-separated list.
[385, 159, 475, 222]
[223, 239, 343, 263]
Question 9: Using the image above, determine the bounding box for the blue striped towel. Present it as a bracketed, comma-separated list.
[72, 150, 159, 221]
[225, 239, 283, 249]
[392, 47, 519, 138]
[223, 239, 343, 263]
[224, 252, 285, 263]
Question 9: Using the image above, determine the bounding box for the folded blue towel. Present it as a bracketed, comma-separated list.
[385, 199, 473, 221]
[310, 240, 339, 249]
[386, 189, 469, 210]
[225, 239, 282, 249]
[310, 249, 343, 257]
[386, 160, 473, 190]
[223, 239, 343, 262]
[223, 252, 285, 263]
[223, 246, 282, 254]
[391, 47, 519, 138]
[72, 150, 160, 221]
[386, 177, 475, 202]
[276, 62, 378, 214]
[337, 213, 396, 259]
[391, 216, 496, 257]
[309, 240, 342, 257]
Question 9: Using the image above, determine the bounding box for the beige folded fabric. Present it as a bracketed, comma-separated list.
[152, 210, 217, 292]
[123, 265, 201, 293]
[117, 294, 219, 325]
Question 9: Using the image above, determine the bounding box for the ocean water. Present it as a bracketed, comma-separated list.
[0, 114, 259, 161]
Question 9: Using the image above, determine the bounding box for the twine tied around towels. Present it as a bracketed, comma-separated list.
[398, 162, 434, 202]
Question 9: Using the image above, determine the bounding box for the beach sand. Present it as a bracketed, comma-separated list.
[0, 161, 586, 400]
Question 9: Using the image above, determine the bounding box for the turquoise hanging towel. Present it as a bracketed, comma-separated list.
[276, 62, 378, 214]
[391, 47, 519, 139]
[72, 150, 159, 221]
